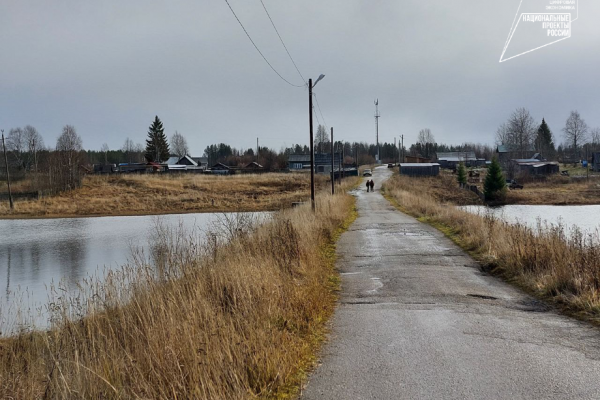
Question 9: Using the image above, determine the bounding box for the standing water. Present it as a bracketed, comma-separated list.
[0, 212, 268, 334]
[460, 205, 600, 235]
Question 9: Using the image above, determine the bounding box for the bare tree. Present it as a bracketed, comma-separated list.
[23, 125, 43, 171]
[563, 111, 589, 156]
[495, 123, 509, 146]
[6, 127, 25, 167]
[101, 143, 110, 164]
[135, 143, 145, 163]
[56, 125, 83, 190]
[122, 137, 135, 163]
[509, 108, 536, 158]
[590, 127, 600, 152]
[497, 108, 536, 158]
[314, 124, 329, 153]
[417, 128, 435, 145]
[170, 131, 189, 158]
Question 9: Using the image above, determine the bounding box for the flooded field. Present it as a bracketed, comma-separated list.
[460, 204, 600, 234]
[0, 212, 267, 333]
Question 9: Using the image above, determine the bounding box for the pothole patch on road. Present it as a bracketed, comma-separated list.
[467, 294, 498, 300]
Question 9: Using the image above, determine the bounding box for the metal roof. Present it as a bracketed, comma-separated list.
[436, 151, 476, 160]
[399, 163, 441, 167]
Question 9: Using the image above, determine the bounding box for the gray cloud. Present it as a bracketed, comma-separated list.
[1, 0, 599, 154]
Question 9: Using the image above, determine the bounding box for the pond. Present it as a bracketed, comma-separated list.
[0, 212, 268, 334]
[460, 205, 600, 235]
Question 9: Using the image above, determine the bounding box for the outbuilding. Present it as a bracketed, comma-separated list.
[399, 163, 440, 177]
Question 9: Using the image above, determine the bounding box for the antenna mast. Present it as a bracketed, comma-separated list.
[374, 99, 380, 163]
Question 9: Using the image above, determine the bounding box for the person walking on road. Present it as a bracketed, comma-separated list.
[366, 179, 370, 192]
[369, 179, 375, 192]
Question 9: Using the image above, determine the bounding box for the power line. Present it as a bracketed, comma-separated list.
[259, 0, 306, 85]
[313, 93, 328, 130]
[223, 0, 304, 88]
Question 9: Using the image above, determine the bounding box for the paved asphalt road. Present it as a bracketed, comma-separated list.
[302, 166, 600, 400]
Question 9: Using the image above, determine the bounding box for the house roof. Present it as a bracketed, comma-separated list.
[244, 162, 264, 169]
[211, 162, 230, 170]
[166, 156, 180, 165]
[497, 144, 536, 153]
[177, 155, 198, 166]
[400, 163, 440, 167]
[436, 151, 476, 160]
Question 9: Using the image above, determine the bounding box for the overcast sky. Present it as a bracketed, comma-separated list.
[2, 1, 599, 155]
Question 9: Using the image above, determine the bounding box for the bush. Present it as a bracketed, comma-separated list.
[457, 162, 467, 186]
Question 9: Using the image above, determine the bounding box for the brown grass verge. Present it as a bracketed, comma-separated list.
[0, 173, 328, 218]
[0, 177, 359, 399]
[383, 174, 600, 323]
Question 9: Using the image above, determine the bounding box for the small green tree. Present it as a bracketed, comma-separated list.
[457, 162, 467, 186]
[145, 116, 170, 162]
[536, 118, 556, 160]
[484, 157, 506, 201]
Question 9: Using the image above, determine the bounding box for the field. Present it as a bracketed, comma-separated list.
[0, 177, 359, 399]
[0, 173, 327, 218]
[436, 169, 600, 205]
[383, 174, 600, 324]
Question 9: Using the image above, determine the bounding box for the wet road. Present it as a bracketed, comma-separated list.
[302, 166, 600, 400]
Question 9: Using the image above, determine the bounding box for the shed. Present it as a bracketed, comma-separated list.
[288, 154, 311, 170]
[405, 156, 431, 164]
[210, 162, 232, 175]
[515, 161, 559, 175]
[592, 153, 600, 172]
[399, 163, 440, 177]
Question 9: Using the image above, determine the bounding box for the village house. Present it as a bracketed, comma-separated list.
[399, 163, 440, 177]
[496, 144, 537, 163]
[435, 151, 486, 169]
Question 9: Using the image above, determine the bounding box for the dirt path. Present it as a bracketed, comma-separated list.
[301, 166, 600, 400]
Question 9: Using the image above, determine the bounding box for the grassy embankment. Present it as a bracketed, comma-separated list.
[383, 174, 600, 323]
[443, 169, 600, 205]
[504, 174, 600, 205]
[0, 177, 359, 399]
[0, 173, 327, 218]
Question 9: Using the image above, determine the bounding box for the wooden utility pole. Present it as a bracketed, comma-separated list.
[341, 144, 345, 180]
[331, 127, 334, 195]
[1, 130, 14, 210]
[586, 144, 589, 181]
[309, 78, 315, 211]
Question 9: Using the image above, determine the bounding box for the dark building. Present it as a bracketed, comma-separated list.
[592, 153, 600, 172]
[436, 151, 485, 169]
[288, 153, 343, 174]
[399, 163, 440, 177]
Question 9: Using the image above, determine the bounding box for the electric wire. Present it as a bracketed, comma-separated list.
[223, 0, 304, 87]
[313, 93, 328, 131]
[259, 0, 307, 85]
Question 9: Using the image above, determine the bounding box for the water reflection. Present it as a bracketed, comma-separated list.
[0, 212, 268, 334]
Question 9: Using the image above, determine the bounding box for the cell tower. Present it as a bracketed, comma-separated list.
[374, 99, 380, 163]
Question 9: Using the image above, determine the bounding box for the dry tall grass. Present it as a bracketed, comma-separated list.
[0, 173, 327, 218]
[384, 175, 600, 321]
[0, 178, 358, 399]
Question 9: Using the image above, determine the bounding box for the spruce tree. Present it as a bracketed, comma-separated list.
[484, 157, 506, 201]
[536, 118, 556, 160]
[457, 162, 467, 186]
[145, 116, 170, 162]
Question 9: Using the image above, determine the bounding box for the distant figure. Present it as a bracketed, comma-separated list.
[369, 180, 374, 192]
[366, 180, 370, 192]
